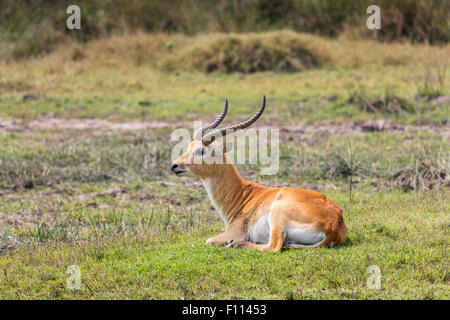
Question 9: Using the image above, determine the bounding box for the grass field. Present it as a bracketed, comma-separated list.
[0, 32, 449, 299]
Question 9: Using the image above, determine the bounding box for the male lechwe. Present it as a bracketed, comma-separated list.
[171, 96, 347, 251]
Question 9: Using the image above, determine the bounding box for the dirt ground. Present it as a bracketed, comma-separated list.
[1, 116, 449, 139]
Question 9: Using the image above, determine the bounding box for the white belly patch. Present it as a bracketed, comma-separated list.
[247, 213, 325, 245]
[284, 227, 325, 245]
[247, 213, 270, 244]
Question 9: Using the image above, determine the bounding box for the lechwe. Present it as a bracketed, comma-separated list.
[171, 96, 347, 252]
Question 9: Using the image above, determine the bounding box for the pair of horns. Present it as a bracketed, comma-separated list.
[193, 96, 266, 146]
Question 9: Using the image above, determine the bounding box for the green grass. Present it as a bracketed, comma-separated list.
[0, 67, 448, 124]
[0, 127, 448, 299]
[0, 128, 447, 190]
[0, 32, 449, 299]
[0, 190, 448, 299]
[0, 32, 448, 123]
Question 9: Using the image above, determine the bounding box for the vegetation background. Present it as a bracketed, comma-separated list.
[0, 0, 448, 299]
[1, 0, 449, 59]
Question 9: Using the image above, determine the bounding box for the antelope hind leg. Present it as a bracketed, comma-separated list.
[227, 223, 286, 252]
[227, 241, 272, 252]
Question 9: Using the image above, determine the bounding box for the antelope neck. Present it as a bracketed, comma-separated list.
[201, 164, 250, 226]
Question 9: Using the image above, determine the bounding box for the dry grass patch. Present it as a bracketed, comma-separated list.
[390, 154, 450, 191]
[5, 31, 448, 75]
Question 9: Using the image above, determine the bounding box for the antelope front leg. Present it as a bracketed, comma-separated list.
[206, 228, 245, 246]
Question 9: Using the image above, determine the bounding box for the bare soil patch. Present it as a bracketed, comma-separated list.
[1, 117, 448, 139]
[0, 117, 173, 132]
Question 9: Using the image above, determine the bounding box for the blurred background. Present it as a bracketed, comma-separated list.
[1, 0, 449, 59]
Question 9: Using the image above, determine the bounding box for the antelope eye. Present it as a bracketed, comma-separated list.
[193, 146, 205, 157]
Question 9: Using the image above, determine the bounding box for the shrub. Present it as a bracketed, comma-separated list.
[390, 153, 450, 191]
[1, 0, 448, 59]
[164, 32, 322, 73]
[348, 91, 416, 114]
[319, 153, 371, 179]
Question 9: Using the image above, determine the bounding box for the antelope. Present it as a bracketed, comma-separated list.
[171, 96, 347, 252]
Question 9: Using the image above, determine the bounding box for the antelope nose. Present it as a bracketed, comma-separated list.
[171, 164, 179, 172]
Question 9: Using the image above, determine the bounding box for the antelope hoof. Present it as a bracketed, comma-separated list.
[227, 240, 251, 248]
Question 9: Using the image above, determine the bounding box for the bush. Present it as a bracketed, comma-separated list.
[1, 0, 448, 59]
[390, 154, 450, 191]
[348, 91, 416, 114]
[319, 153, 371, 179]
[164, 32, 322, 73]
[371, 0, 450, 44]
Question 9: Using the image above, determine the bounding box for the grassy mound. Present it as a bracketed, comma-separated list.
[164, 32, 323, 73]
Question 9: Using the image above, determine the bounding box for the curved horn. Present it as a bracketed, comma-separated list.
[193, 100, 228, 141]
[202, 95, 266, 146]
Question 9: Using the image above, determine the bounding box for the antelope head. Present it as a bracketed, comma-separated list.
[170, 96, 266, 178]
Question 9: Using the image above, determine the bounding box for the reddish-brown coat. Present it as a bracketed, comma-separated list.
[172, 141, 347, 252]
